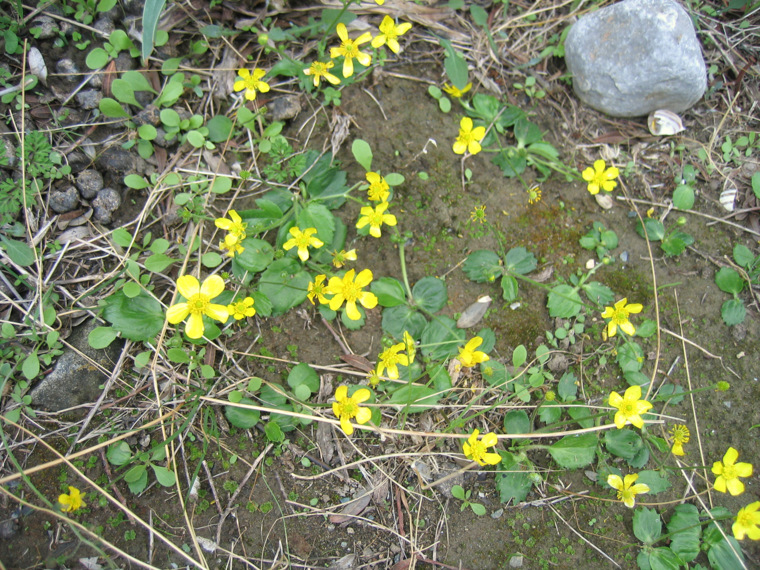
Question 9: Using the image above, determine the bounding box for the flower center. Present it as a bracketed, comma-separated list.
[189, 294, 210, 314]
[342, 280, 361, 302]
[340, 400, 358, 418]
[613, 308, 628, 323]
[722, 464, 737, 480]
[342, 40, 359, 58]
[738, 511, 752, 526]
[470, 441, 486, 462]
[621, 401, 636, 415]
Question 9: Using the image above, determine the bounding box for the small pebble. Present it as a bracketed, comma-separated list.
[30, 15, 59, 39]
[92, 187, 121, 224]
[49, 186, 80, 213]
[76, 170, 104, 199]
[93, 17, 115, 37]
[491, 508, 503, 519]
[56, 59, 80, 83]
[75, 89, 102, 110]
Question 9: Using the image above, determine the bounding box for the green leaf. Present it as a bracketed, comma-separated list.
[441, 39, 468, 89]
[98, 97, 129, 118]
[501, 274, 518, 301]
[420, 316, 465, 360]
[648, 547, 681, 569]
[206, 115, 233, 142]
[495, 452, 533, 504]
[636, 219, 665, 241]
[567, 405, 593, 428]
[636, 470, 672, 495]
[124, 174, 149, 189]
[109, 29, 134, 51]
[160, 108, 180, 127]
[166, 347, 190, 363]
[604, 428, 644, 461]
[616, 341, 644, 373]
[225, 397, 260, 429]
[111, 78, 142, 108]
[86, 47, 109, 69]
[635, 319, 657, 338]
[538, 403, 562, 424]
[707, 534, 744, 569]
[462, 250, 502, 283]
[186, 130, 205, 148]
[388, 384, 441, 412]
[0, 236, 35, 266]
[352, 139, 373, 171]
[581, 281, 614, 306]
[371, 277, 406, 307]
[504, 410, 530, 434]
[672, 184, 695, 209]
[666, 504, 701, 563]
[125, 464, 148, 494]
[287, 363, 319, 393]
[151, 464, 176, 486]
[122, 281, 142, 298]
[547, 284, 583, 318]
[88, 326, 117, 349]
[111, 228, 133, 248]
[144, 253, 175, 272]
[382, 305, 427, 339]
[135, 351, 152, 369]
[546, 433, 597, 468]
[451, 484, 466, 500]
[385, 173, 404, 186]
[558, 371, 578, 401]
[733, 244, 755, 269]
[258, 258, 310, 316]
[469, 4, 488, 26]
[633, 507, 662, 545]
[22, 352, 40, 380]
[753, 171, 760, 200]
[480, 360, 511, 389]
[470, 502, 486, 516]
[107, 441, 132, 466]
[660, 231, 693, 256]
[296, 203, 336, 248]
[201, 252, 222, 268]
[265, 420, 285, 442]
[512, 345, 527, 368]
[715, 267, 744, 295]
[231, 238, 274, 276]
[103, 289, 164, 341]
[721, 298, 745, 325]
[504, 247, 536, 275]
[412, 277, 447, 313]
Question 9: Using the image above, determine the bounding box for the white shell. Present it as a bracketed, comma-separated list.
[594, 193, 614, 210]
[28, 47, 47, 85]
[648, 109, 685, 136]
[720, 188, 737, 212]
[457, 295, 492, 328]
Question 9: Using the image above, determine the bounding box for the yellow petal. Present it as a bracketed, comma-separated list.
[736, 462, 753, 478]
[481, 432, 498, 447]
[332, 402, 341, 417]
[200, 275, 225, 298]
[371, 35, 385, 49]
[341, 416, 354, 435]
[483, 451, 502, 465]
[356, 407, 372, 424]
[359, 292, 378, 310]
[335, 385, 348, 401]
[185, 313, 205, 339]
[166, 303, 190, 324]
[727, 478, 745, 496]
[714, 476, 727, 493]
[353, 388, 371, 403]
[453, 141, 467, 154]
[205, 303, 229, 323]
[355, 269, 373, 288]
[724, 447, 739, 465]
[607, 474, 623, 491]
[176, 275, 200, 299]
[609, 390, 623, 408]
[345, 300, 361, 320]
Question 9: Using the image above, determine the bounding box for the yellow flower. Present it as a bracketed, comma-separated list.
[601, 298, 643, 337]
[463, 429, 501, 466]
[733, 502, 760, 540]
[712, 447, 753, 496]
[283, 226, 324, 262]
[219, 239, 244, 258]
[470, 205, 487, 224]
[227, 297, 255, 320]
[307, 274, 329, 305]
[403, 331, 416, 364]
[376, 343, 409, 380]
[332, 385, 372, 435]
[325, 269, 378, 320]
[607, 473, 649, 508]
[670, 424, 690, 456]
[366, 171, 390, 202]
[582, 159, 619, 195]
[443, 83, 472, 98]
[374, 0, 384, 4]
[58, 486, 86, 513]
[330, 23, 372, 78]
[367, 370, 381, 387]
[371, 15, 412, 54]
[233, 68, 270, 101]
[608, 385, 652, 429]
[215, 209, 247, 245]
[527, 185, 542, 205]
[332, 249, 357, 269]
[304, 60, 341, 87]
[356, 201, 397, 238]
[458, 336, 490, 367]
[453, 117, 486, 155]
[166, 275, 229, 339]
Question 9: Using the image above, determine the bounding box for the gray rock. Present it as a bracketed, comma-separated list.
[49, 186, 80, 213]
[564, 0, 706, 117]
[134, 104, 161, 127]
[31, 319, 124, 412]
[55, 58, 80, 84]
[93, 16, 115, 37]
[0, 136, 16, 169]
[75, 89, 102, 110]
[92, 187, 122, 223]
[267, 95, 302, 121]
[30, 15, 59, 39]
[76, 169, 104, 199]
[96, 146, 146, 174]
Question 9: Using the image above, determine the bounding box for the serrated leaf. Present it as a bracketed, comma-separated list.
[636, 470, 672, 494]
[420, 316, 465, 360]
[412, 276, 447, 313]
[721, 298, 745, 325]
[633, 507, 662, 544]
[604, 428, 644, 461]
[547, 433, 596, 468]
[265, 420, 285, 442]
[504, 247, 536, 275]
[547, 284, 582, 318]
[462, 249, 502, 283]
[382, 305, 427, 339]
[107, 441, 133, 465]
[667, 504, 701, 563]
[636, 218, 665, 241]
[103, 289, 164, 341]
[495, 452, 533, 504]
[231, 238, 274, 275]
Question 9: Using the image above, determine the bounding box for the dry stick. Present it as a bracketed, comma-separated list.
[2, 418, 203, 568]
[98, 448, 136, 526]
[202, 460, 225, 519]
[215, 443, 274, 546]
